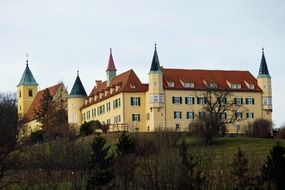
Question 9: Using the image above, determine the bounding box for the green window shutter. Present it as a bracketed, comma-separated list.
[172, 97, 175, 104]
[241, 98, 243, 104]
[245, 98, 248, 104]
[234, 98, 237, 104]
[252, 98, 255, 105]
[138, 97, 141, 106]
[192, 97, 195, 104]
[138, 114, 140, 121]
[246, 113, 249, 118]
[185, 97, 188, 104]
[180, 97, 182, 103]
[131, 97, 133, 105]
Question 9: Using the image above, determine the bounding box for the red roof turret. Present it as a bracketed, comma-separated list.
[106, 48, 117, 71]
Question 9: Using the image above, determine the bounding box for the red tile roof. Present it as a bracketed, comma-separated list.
[21, 83, 63, 124]
[84, 69, 148, 108]
[162, 69, 262, 92]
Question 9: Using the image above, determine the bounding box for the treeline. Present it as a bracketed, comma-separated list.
[0, 132, 284, 190]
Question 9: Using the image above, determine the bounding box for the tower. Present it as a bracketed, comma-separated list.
[148, 44, 165, 131]
[257, 48, 272, 120]
[17, 57, 38, 119]
[106, 48, 117, 86]
[68, 70, 87, 127]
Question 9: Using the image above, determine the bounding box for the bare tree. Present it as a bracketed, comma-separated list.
[0, 93, 19, 189]
[194, 87, 243, 145]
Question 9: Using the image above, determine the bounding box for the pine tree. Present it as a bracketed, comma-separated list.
[86, 136, 114, 190]
[231, 148, 250, 190]
[262, 142, 285, 190]
[34, 88, 54, 130]
[115, 132, 137, 190]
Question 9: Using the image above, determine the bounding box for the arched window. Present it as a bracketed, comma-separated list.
[28, 89, 33, 97]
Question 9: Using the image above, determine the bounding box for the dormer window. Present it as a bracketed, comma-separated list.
[248, 84, 254, 90]
[209, 83, 218, 89]
[105, 91, 109, 96]
[89, 97, 93, 103]
[116, 85, 120, 91]
[167, 82, 174, 87]
[110, 88, 114, 94]
[99, 92, 104, 99]
[183, 82, 194, 88]
[231, 84, 241, 89]
[94, 95, 98, 101]
[130, 84, 136, 89]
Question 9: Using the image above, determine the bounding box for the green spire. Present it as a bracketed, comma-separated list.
[17, 60, 38, 87]
[258, 48, 271, 78]
[149, 43, 161, 72]
[69, 70, 87, 98]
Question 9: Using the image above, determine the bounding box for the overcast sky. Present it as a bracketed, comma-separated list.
[0, 0, 284, 127]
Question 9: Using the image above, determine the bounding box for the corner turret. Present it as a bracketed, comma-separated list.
[257, 48, 272, 120]
[147, 44, 165, 131]
[68, 70, 87, 128]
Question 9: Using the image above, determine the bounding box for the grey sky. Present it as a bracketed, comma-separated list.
[0, 0, 284, 127]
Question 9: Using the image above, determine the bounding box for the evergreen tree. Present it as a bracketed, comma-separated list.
[115, 132, 137, 190]
[116, 132, 136, 155]
[262, 142, 285, 190]
[87, 136, 114, 190]
[34, 88, 54, 130]
[231, 148, 250, 190]
[177, 139, 205, 190]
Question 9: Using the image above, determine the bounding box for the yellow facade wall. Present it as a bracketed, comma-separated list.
[17, 85, 38, 119]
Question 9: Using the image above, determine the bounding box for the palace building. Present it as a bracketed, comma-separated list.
[18, 46, 272, 134]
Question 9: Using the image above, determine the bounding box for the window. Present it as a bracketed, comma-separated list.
[219, 96, 227, 104]
[107, 119, 111, 125]
[248, 84, 254, 90]
[131, 97, 141, 106]
[149, 95, 164, 103]
[263, 97, 272, 105]
[209, 83, 218, 89]
[220, 113, 227, 121]
[113, 98, 121, 109]
[246, 112, 254, 119]
[186, 112, 194, 119]
[167, 82, 174, 87]
[92, 108, 96, 117]
[231, 84, 241, 89]
[197, 97, 206, 105]
[199, 111, 206, 119]
[19, 90, 21, 98]
[28, 89, 33, 97]
[174, 111, 182, 119]
[72, 113, 77, 122]
[87, 111, 90, 120]
[183, 82, 194, 88]
[246, 97, 254, 105]
[234, 98, 243, 105]
[83, 113, 86, 122]
[132, 114, 140, 121]
[185, 97, 195, 104]
[235, 112, 243, 119]
[114, 115, 121, 124]
[106, 102, 111, 112]
[172, 96, 182, 104]
[176, 124, 180, 129]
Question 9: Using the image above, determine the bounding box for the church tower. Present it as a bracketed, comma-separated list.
[17, 57, 38, 119]
[257, 48, 272, 120]
[106, 48, 117, 86]
[68, 70, 87, 127]
[148, 44, 165, 131]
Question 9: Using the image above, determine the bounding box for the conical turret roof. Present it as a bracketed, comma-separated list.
[17, 61, 38, 87]
[150, 44, 161, 72]
[106, 48, 116, 71]
[69, 71, 87, 98]
[258, 48, 271, 78]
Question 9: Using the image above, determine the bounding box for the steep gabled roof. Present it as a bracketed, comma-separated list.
[162, 68, 262, 92]
[17, 62, 38, 87]
[69, 72, 87, 98]
[21, 83, 63, 123]
[258, 48, 270, 78]
[85, 69, 147, 107]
